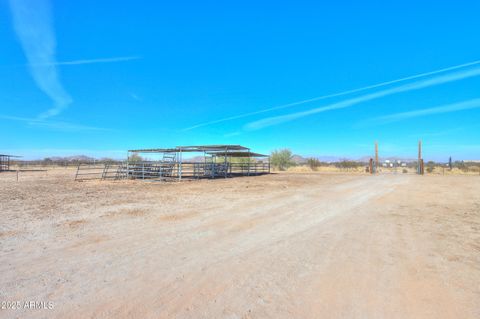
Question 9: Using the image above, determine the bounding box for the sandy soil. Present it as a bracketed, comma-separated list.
[0, 169, 479, 318]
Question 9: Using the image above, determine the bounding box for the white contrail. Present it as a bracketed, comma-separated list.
[182, 59, 480, 131]
[370, 98, 480, 124]
[9, 0, 72, 119]
[245, 67, 480, 130]
[8, 1, 140, 119]
[29, 56, 142, 66]
[0, 114, 109, 131]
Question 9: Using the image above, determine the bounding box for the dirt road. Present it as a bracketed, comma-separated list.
[1, 171, 479, 318]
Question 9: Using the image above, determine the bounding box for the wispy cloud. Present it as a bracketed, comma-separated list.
[29, 56, 142, 67]
[8, 1, 140, 120]
[407, 127, 464, 138]
[245, 67, 480, 130]
[0, 114, 109, 132]
[29, 120, 111, 132]
[8, 0, 72, 119]
[368, 98, 480, 125]
[223, 131, 241, 138]
[129, 92, 143, 101]
[182, 59, 480, 131]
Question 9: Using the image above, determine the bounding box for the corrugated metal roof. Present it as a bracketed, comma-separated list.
[206, 151, 269, 157]
[128, 145, 249, 153]
[0, 154, 21, 157]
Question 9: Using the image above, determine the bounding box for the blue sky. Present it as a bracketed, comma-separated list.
[1, 1, 480, 160]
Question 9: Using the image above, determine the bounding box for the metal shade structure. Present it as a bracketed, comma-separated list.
[205, 151, 269, 158]
[125, 145, 270, 180]
[128, 145, 249, 153]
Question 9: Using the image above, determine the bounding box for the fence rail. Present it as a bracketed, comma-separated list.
[74, 164, 106, 181]
[75, 161, 270, 182]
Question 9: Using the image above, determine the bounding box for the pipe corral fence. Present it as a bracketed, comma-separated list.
[0, 154, 21, 172]
[75, 145, 270, 181]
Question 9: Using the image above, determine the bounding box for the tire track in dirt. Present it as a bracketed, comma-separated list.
[2, 172, 479, 318]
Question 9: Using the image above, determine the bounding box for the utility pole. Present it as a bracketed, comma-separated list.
[374, 141, 379, 173]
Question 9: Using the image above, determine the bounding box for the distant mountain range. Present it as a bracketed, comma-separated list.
[37, 154, 418, 164]
[291, 155, 344, 164]
[46, 155, 115, 162]
[293, 155, 417, 164]
[356, 156, 417, 163]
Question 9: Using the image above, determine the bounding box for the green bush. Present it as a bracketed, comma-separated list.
[270, 149, 294, 171]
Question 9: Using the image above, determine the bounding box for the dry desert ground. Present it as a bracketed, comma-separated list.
[1, 169, 479, 318]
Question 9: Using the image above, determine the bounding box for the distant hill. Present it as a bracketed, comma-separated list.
[295, 155, 417, 164]
[47, 155, 95, 162]
[293, 155, 348, 163]
[292, 155, 352, 164]
[291, 155, 307, 164]
[316, 156, 343, 163]
[357, 156, 417, 163]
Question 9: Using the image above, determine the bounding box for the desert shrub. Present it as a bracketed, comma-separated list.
[469, 166, 480, 173]
[402, 169, 408, 174]
[408, 161, 418, 169]
[454, 161, 468, 172]
[335, 160, 362, 170]
[270, 149, 294, 171]
[462, 161, 480, 173]
[307, 158, 321, 170]
[425, 161, 436, 173]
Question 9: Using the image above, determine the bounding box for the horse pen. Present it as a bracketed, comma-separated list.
[74, 145, 270, 182]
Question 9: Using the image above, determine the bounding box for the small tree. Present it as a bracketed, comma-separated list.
[270, 149, 294, 171]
